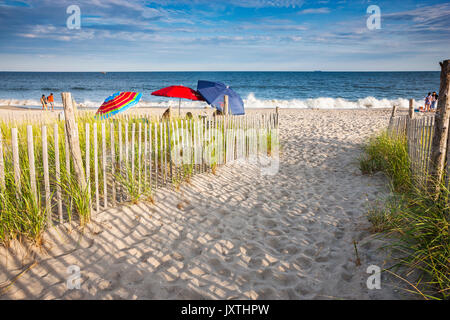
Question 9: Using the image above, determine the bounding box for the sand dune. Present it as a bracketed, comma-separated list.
[0, 109, 415, 300]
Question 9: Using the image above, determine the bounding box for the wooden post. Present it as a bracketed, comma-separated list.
[202, 118, 206, 172]
[64, 128, 70, 176]
[102, 122, 107, 209]
[225, 118, 229, 163]
[199, 119, 203, 171]
[125, 123, 129, 186]
[163, 121, 167, 183]
[42, 126, 52, 224]
[111, 122, 116, 207]
[154, 122, 158, 188]
[61, 92, 86, 190]
[193, 120, 198, 171]
[391, 105, 398, 118]
[72, 97, 78, 114]
[208, 117, 212, 169]
[173, 121, 179, 181]
[27, 125, 37, 201]
[149, 123, 153, 188]
[94, 123, 99, 213]
[429, 60, 450, 194]
[11, 128, 21, 193]
[180, 120, 185, 180]
[160, 122, 164, 184]
[409, 99, 415, 119]
[144, 123, 148, 189]
[167, 120, 173, 182]
[138, 122, 142, 193]
[118, 122, 123, 201]
[0, 129, 4, 190]
[131, 122, 136, 186]
[216, 117, 220, 165]
[54, 124, 63, 223]
[85, 123, 91, 212]
[275, 107, 280, 127]
[275, 107, 279, 126]
[224, 95, 229, 115]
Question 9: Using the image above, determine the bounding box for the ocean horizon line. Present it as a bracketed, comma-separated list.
[0, 70, 440, 73]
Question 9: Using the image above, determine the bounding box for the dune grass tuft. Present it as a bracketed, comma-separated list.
[359, 131, 411, 193]
[361, 131, 449, 299]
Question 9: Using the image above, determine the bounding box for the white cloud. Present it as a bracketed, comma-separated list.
[298, 7, 330, 14]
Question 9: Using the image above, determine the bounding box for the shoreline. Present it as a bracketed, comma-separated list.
[0, 106, 406, 122]
[0, 105, 405, 112]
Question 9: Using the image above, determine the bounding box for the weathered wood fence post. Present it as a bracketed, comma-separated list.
[409, 99, 415, 119]
[406, 99, 415, 137]
[0, 129, 4, 189]
[429, 59, 450, 194]
[391, 105, 398, 118]
[61, 92, 87, 191]
[11, 128, 21, 194]
[42, 125, 51, 223]
[224, 95, 229, 115]
[26, 125, 37, 201]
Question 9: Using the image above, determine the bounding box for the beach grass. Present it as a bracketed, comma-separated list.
[361, 131, 450, 299]
[359, 131, 411, 193]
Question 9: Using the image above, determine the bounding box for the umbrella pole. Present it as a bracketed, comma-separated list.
[179, 98, 181, 117]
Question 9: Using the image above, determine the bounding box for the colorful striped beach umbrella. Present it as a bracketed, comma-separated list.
[151, 85, 205, 115]
[96, 91, 142, 119]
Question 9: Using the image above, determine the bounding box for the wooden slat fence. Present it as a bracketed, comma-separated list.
[0, 113, 279, 228]
[388, 114, 435, 183]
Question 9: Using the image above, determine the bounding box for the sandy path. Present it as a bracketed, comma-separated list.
[1, 109, 413, 300]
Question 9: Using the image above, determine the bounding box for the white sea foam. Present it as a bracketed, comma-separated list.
[242, 93, 422, 109]
[0, 94, 424, 110]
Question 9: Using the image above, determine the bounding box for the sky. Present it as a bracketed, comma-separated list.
[0, 0, 449, 71]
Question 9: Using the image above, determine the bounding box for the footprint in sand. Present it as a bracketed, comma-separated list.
[255, 287, 276, 299]
[256, 268, 274, 281]
[267, 229, 282, 236]
[267, 237, 281, 249]
[294, 255, 313, 269]
[273, 273, 298, 287]
[218, 268, 232, 277]
[171, 252, 185, 262]
[262, 219, 278, 228]
[282, 245, 299, 255]
[334, 227, 345, 240]
[340, 265, 354, 282]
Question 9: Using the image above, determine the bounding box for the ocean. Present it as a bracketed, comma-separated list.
[0, 71, 440, 110]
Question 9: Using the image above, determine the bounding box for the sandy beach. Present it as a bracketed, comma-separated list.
[0, 108, 415, 300]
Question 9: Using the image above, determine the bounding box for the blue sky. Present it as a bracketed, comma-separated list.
[0, 0, 449, 71]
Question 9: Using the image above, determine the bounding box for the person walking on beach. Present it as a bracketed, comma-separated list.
[47, 93, 54, 111]
[40, 94, 48, 111]
[431, 92, 439, 111]
[425, 92, 432, 112]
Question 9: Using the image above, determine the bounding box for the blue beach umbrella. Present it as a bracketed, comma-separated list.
[197, 80, 245, 115]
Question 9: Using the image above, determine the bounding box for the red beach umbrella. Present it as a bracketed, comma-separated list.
[151, 85, 205, 115]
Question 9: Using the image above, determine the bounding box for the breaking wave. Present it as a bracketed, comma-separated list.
[0, 94, 424, 110]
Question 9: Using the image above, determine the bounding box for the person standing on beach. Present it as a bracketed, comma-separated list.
[431, 92, 439, 111]
[425, 92, 432, 112]
[40, 94, 48, 111]
[47, 93, 54, 111]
